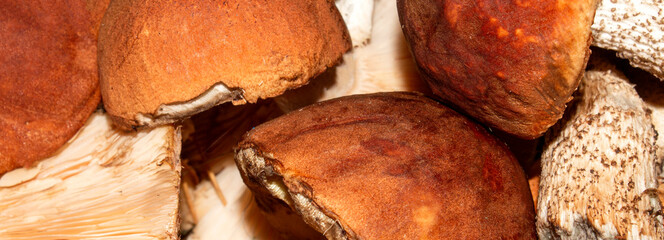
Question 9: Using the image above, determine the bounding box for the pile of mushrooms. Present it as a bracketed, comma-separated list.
[2, 0, 350, 238]
[1, 0, 663, 239]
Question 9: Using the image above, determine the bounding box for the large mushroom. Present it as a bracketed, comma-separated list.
[236, 92, 536, 239]
[98, 0, 351, 130]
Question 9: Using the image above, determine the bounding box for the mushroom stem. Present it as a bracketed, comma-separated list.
[0, 112, 181, 239]
[536, 59, 664, 239]
[591, 0, 664, 80]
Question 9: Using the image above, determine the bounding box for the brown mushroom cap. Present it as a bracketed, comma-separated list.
[98, 0, 351, 129]
[0, 0, 104, 174]
[397, 0, 599, 139]
[236, 92, 536, 239]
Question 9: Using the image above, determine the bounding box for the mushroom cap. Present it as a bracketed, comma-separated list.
[0, 0, 103, 174]
[397, 0, 599, 139]
[98, 0, 351, 129]
[236, 92, 536, 239]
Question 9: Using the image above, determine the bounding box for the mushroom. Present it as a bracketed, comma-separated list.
[183, 1, 431, 238]
[397, 0, 600, 139]
[536, 58, 664, 239]
[0, 112, 181, 239]
[591, 0, 664, 81]
[236, 92, 536, 239]
[0, 0, 109, 174]
[98, 0, 351, 130]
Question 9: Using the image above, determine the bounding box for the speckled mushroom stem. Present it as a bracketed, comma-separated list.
[537, 59, 664, 239]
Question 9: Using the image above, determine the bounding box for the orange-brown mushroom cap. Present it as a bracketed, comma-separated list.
[98, 0, 351, 129]
[236, 92, 536, 239]
[398, 0, 599, 139]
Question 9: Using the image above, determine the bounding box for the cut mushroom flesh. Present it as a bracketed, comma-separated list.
[0, 112, 182, 239]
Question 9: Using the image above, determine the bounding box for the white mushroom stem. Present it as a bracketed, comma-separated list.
[591, 0, 664, 80]
[631, 75, 664, 168]
[0, 112, 182, 239]
[536, 61, 664, 239]
[629, 69, 664, 199]
[335, 0, 374, 47]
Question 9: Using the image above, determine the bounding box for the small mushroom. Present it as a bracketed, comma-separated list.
[98, 0, 351, 130]
[591, 0, 664, 81]
[536, 58, 664, 239]
[0, 112, 181, 239]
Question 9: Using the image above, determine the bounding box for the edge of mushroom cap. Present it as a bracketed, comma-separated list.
[235, 146, 354, 240]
